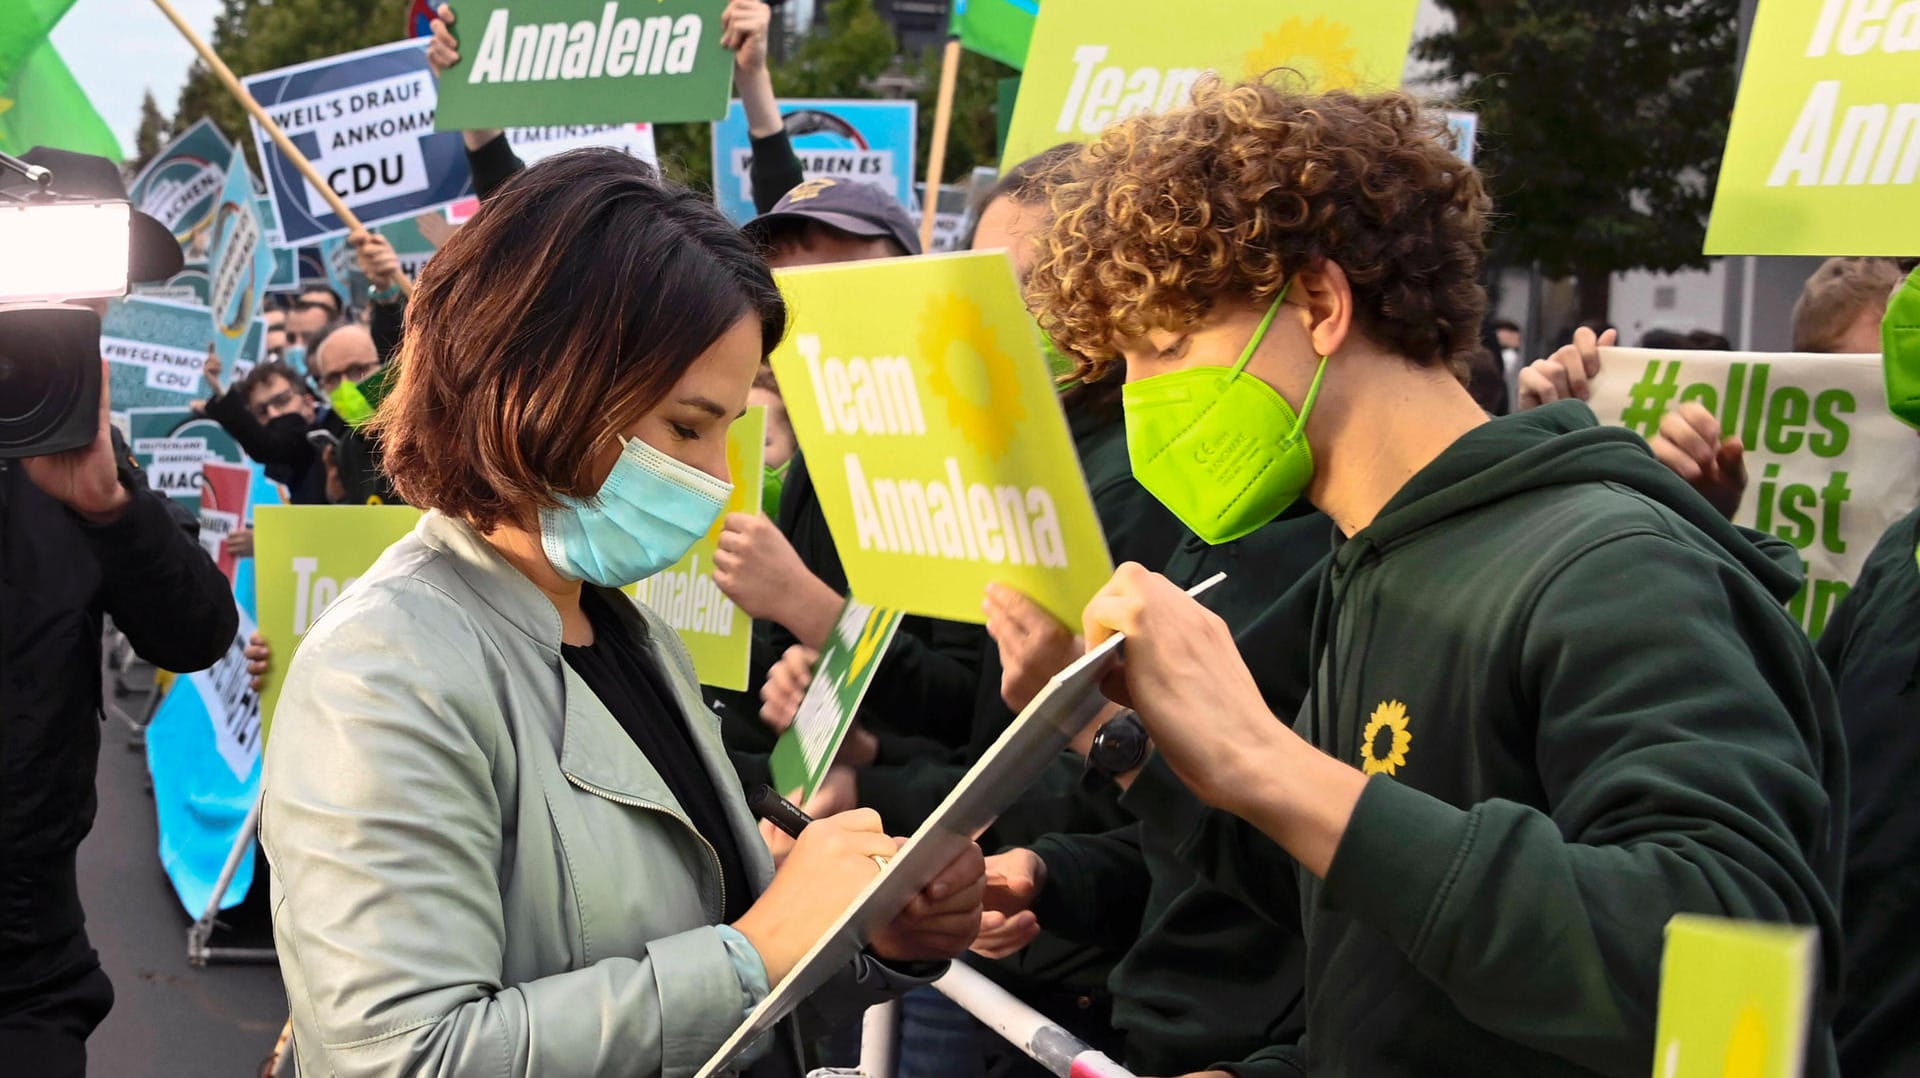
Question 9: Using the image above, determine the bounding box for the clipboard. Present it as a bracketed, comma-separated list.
[696, 573, 1226, 1077]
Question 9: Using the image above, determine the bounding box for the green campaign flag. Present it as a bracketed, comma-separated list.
[434, 0, 735, 131]
[769, 600, 903, 802]
[0, 0, 122, 159]
[995, 75, 1020, 154]
[952, 0, 1039, 70]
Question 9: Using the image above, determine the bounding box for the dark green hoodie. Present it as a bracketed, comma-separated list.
[1816, 502, 1920, 1078]
[1029, 504, 1329, 1078]
[1123, 401, 1847, 1078]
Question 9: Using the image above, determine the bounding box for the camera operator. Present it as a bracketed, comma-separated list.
[0, 147, 240, 1077]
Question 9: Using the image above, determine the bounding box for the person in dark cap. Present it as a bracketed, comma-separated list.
[742, 176, 923, 265]
[715, 174, 933, 739]
[1, 147, 238, 1078]
[713, 174, 954, 755]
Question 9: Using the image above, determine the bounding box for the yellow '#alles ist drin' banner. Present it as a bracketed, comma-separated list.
[769, 251, 1112, 627]
[1705, 0, 1920, 256]
[1000, 0, 1418, 166]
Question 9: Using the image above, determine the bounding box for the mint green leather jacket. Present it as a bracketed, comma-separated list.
[262, 511, 906, 1076]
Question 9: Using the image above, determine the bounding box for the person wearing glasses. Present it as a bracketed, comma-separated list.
[307, 322, 384, 398]
[197, 354, 346, 505]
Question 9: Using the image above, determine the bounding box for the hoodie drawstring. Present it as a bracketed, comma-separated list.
[1312, 535, 1376, 762]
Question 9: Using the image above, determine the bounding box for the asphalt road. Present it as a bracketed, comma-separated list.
[76, 672, 287, 1078]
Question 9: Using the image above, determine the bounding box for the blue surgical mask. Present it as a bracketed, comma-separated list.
[283, 344, 307, 376]
[539, 434, 733, 587]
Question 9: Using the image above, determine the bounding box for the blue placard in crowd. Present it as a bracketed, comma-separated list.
[102, 295, 263, 413]
[126, 118, 235, 259]
[135, 265, 213, 307]
[710, 98, 918, 225]
[243, 39, 474, 244]
[207, 159, 278, 369]
[1445, 110, 1479, 166]
[257, 195, 300, 290]
[145, 471, 282, 918]
[316, 232, 368, 310]
[123, 407, 249, 515]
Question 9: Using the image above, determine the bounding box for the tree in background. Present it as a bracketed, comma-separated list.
[172, 0, 398, 172]
[1420, 0, 1739, 321]
[777, 0, 898, 96]
[131, 90, 170, 172]
[912, 43, 1014, 186]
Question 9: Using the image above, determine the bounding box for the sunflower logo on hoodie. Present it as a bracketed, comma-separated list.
[1360, 700, 1413, 776]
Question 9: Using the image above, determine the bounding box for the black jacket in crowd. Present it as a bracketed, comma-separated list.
[202, 389, 346, 505]
[1819, 502, 1920, 1078]
[1027, 507, 1329, 1078]
[0, 435, 238, 956]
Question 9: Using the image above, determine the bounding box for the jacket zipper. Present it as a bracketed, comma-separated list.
[578, 756, 809, 1075]
[562, 770, 728, 921]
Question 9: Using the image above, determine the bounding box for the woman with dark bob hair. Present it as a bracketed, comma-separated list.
[261, 149, 984, 1077]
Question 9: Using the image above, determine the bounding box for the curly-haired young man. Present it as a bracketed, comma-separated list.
[1021, 80, 1845, 1077]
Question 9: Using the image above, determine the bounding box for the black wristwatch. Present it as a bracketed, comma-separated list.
[1085, 709, 1151, 783]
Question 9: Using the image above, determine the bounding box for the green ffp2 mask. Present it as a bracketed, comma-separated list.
[1122, 285, 1328, 545]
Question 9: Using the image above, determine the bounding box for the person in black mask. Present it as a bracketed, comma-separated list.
[198, 350, 347, 504]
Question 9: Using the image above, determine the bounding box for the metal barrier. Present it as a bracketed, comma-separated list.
[186, 788, 276, 966]
[810, 966, 1136, 1078]
[932, 965, 1133, 1078]
[103, 626, 163, 746]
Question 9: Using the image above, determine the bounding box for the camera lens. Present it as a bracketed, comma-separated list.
[0, 305, 100, 458]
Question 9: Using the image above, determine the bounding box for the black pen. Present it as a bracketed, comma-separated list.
[750, 784, 891, 869]
[748, 784, 813, 840]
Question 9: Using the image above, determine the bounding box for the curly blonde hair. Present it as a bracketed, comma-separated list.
[1026, 79, 1491, 381]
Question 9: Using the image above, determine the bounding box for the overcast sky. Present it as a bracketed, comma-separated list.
[52, 0, 221, 157]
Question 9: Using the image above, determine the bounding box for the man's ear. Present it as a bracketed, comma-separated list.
[1290, 261, 1356, 358]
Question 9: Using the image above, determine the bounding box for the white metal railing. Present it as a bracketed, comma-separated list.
[811, 965, 1137, 1078]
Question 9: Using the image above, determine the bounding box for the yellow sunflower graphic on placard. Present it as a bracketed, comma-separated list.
[1720, 1003, 1768, 1078]
[849, 606, 892, 680]
[1360, 699, 1412, 776]
[920, 291, 1026, 459]
[1243, 16, 1362, 89]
